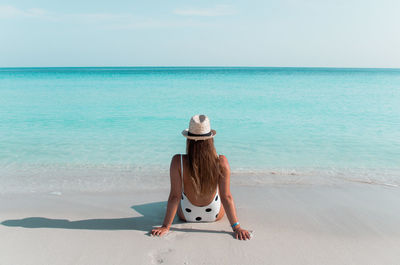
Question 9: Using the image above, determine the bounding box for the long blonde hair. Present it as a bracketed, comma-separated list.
[186, 138, 221, 195]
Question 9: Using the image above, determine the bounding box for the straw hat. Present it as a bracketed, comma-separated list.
[182, 114, 216, 140]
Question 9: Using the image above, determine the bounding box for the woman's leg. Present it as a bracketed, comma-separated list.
[215, 204, 225, 221]
[177, 203, 186, 221]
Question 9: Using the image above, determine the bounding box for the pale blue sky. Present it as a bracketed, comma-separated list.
[1, 0, 399, 67]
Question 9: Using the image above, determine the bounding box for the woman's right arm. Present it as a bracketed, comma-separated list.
[218, 155, 251, 240]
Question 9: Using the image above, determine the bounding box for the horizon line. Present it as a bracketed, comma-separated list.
[1, 66, 400, 70]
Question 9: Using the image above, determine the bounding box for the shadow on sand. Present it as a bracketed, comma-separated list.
[1, 201, 232, 236]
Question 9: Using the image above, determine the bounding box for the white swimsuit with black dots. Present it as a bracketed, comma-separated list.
[180, 154, 221, 222]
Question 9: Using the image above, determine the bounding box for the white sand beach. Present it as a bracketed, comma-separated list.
[1, 181, 400, 265]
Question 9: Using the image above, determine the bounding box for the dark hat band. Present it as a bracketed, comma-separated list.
[187, 131, 212, 137]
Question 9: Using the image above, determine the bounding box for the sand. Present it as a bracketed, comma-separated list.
[1, 182, 400, 265]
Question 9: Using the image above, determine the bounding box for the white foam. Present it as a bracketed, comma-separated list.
[0, 164, 399, 194]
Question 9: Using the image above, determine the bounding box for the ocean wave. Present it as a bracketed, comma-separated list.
[0, 164, 398, 194]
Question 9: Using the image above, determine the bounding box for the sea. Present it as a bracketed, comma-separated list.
[0, 67, 399, 193]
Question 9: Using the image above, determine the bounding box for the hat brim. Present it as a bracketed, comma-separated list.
[182, 129, 216, 140]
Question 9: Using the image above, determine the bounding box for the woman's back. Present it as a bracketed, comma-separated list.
[179, 154, 222, 222]
[180, 154, 219, 206]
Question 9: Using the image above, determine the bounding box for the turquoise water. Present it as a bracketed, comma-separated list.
[1, 67, 399, 192]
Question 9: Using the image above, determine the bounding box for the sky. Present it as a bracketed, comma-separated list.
[1, 0, 400, 67]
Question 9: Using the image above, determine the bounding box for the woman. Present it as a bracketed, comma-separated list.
[151, 114, 251, 240]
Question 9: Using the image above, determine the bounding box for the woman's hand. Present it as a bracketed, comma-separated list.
[151, 226, 169, 237]
[234, 227, 251, 240]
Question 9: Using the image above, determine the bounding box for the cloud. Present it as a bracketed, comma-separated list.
[0, 5, 47, 19]
[68, 13, 132, 22]
[0, 5, 213, 30]
[105, 18, 209, 30]
[173, 4, 236, 17]
[0, 5, 125, 22]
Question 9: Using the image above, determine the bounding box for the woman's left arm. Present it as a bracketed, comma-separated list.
[151, 154, 182, 236]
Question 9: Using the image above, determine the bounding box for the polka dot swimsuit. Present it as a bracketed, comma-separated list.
[180, 154, 221, 222]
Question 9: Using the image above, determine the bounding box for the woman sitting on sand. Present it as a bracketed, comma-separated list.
[151, 115, 251, 240]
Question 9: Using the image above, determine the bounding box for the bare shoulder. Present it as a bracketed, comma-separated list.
[218, 155, 231, 176]
[170, 154, 182, 172]
[218, 154, 229, 166]
[169, 154, 183, 195]
[171, 154, 181, 164]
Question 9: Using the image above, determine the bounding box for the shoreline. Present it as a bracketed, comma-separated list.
[1, 183, 400, 264]
[1, 166, 399, 195]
